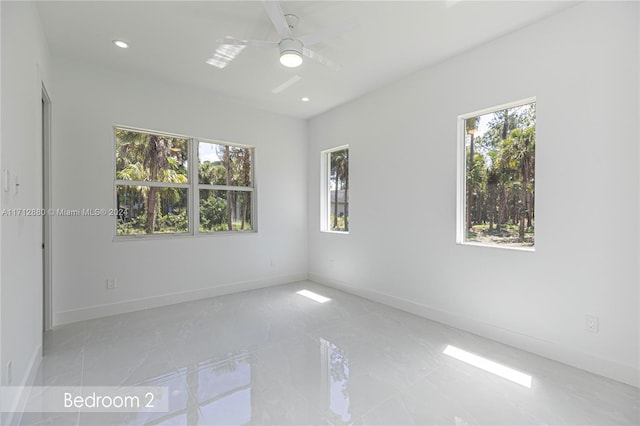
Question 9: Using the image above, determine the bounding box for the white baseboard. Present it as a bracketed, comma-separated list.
[309, 273, 640, 388]
[4, 344, 42, 426]
[53, 273, 308, 326]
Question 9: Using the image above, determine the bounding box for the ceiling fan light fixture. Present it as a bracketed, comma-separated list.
[279, 38, 303, 68]
[280, 52, 303, 68]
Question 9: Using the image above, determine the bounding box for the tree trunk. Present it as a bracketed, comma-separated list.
[466, 134, 475, 231]
[488, 187, 495, 231]
[333, 180, 339, 230]
[241, 192, 247, 230]
[146, 136, 160, 233]
[224, 146, 233, 230]
[525, 159, 533, 229]
[501, 110, 510, 140]
[146, 187, 157, 233]
[497, 187, 506, 230]
[519, 161, 527, 241]
[344, 163, 349, 232]
[240, 149, 251, 230]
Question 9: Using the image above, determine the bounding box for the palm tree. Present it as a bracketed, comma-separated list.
[223, 145, 233, 230]
[465, 117, 480, 231]
[116, 162, 147, 228]
[499, 126, 535, 241]
[237, 148, 252, 229]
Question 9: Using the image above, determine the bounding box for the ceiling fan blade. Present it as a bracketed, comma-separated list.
[262, 0, 292, 39]
[217, 36, 277, 49]
[298, 17, 358, 47]
[302, 47, 341, 71]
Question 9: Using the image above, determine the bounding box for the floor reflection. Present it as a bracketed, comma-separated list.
[321, 338, 351, 424]
[122, 351, 252, 425]
[122, 339, 353, 425]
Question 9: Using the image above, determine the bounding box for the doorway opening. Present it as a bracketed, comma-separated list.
[42, 85, 52, 332]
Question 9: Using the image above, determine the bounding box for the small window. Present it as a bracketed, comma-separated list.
[115, 128, 190, 235]
[457, 99, 536, 249]
[321, 146, 349, 233]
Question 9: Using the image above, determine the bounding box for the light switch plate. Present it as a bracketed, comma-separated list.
[3, 169, 9, 192]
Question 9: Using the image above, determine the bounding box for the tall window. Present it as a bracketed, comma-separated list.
[115, 127, 255, 237]
[198, 141, 254, 232]
[458, 99, 536, 249]
[321, 146, 349, 233]
[115, 128, 190, 235]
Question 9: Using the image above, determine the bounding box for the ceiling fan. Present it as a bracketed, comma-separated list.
[207, 0, 356, 71]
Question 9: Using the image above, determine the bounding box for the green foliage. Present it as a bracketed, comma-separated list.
[198, 161, 226, 185]
[466, 223, 534, 247]
[117, 207, 189, 235]
[330, 215, 348, 232]
[199, 196, 227, 231]
[198, 189, 252, 232]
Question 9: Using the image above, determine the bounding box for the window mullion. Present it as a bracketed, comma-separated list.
[191, 138, 199, 235]
[115, 180, 189, 189]
[198, 184, 253, 192]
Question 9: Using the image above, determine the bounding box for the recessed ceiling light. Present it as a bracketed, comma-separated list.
[301, 97, 310, 102]
[113, 40, 129, 49]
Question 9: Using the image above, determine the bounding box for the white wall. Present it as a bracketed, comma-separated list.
[0, 0, 52, 421]
[50, 57, 308, 324]
[308, 2, 639, 387]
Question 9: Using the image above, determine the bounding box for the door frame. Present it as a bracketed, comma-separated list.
[42, 83, 52, 332]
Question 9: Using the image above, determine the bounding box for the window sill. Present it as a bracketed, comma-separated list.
[458, 241, 534, 252]
[113, 230, 257, 242]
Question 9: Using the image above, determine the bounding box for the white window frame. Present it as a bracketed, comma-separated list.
[113, 126, 257, 240]
[456, 97, 536, 251]
[320, 145, 349, 234]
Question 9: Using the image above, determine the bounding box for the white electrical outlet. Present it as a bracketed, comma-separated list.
[585, 315, 599, 333]
[106, 279, 117, 289]
[7, 361, 12, 385]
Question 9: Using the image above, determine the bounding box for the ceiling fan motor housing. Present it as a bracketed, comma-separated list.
[278, 38, 304, 67]
[279, 38, 303, 57]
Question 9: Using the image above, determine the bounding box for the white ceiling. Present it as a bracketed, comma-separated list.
[36, 1, 579, 119]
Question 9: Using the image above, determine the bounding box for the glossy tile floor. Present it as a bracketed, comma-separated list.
[21, 281, 639, 425]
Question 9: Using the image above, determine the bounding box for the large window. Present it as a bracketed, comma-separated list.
[457, 99, 536, 249]
[321, 146, 349, 233]
[115, 127, 255, 237]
